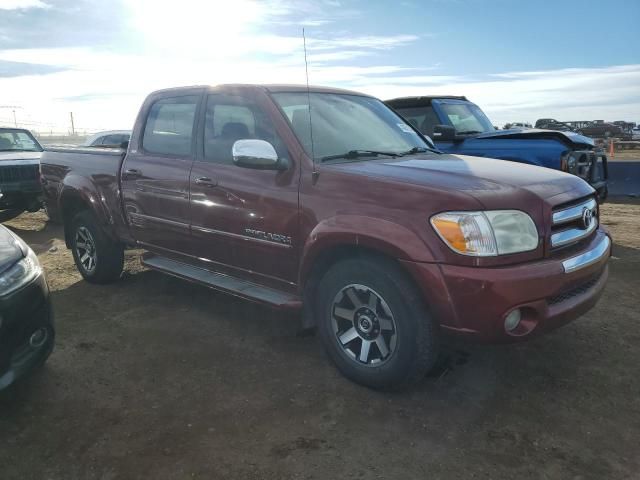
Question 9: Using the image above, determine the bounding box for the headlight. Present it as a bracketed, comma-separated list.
[430, 210, 539, 256]
[561, 152, 578, 173]
[0, 246, 42, 297]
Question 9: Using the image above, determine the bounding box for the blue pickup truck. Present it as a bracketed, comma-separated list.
[385, 96, 608, 200]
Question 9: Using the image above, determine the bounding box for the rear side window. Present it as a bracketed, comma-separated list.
[101, 134, 128, 145]
[143, 96, 199, 156]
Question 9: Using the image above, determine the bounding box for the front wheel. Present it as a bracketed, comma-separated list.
[315, 256, 439, 390]
[71, 211, 124, 284]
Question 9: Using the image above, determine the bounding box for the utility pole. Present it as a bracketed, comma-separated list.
[0, 105, 21, 127]
[70, 112, 75, 136]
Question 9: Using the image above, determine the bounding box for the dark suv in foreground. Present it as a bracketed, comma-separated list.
[0, 225, 54, 390]
[0, 128, 44, 218]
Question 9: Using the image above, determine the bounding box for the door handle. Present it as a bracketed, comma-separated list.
[195, 176, 218, 187]
[124, 168, 142, 178]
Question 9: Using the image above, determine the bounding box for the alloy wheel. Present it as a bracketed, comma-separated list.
[331, 284, 397, 366]
[75, 226, 97, 273]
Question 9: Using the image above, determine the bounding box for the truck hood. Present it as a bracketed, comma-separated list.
[473, 128, 594, 148]
[0, 226, 24, 275]
[0, 151, 42, 165]
[328, 153, 593, 206]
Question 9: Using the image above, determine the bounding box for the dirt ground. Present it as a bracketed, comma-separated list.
[1, 200, 639, 480]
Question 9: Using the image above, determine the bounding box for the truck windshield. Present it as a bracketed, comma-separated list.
[272, 92, 435, 161]
[0, 130, 43, 152]
[438, 102, 494, 135]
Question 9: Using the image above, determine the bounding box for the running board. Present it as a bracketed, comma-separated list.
[141, 254, 301, 309]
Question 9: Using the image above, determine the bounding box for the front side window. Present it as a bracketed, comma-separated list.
[0, 130, 42, 152]
[394, 106, 440, 136]
[204, 94, 286, 164]
[438, 102, 494, 134]
[142, 96, 199, 156]
[272, 92, 431, 161]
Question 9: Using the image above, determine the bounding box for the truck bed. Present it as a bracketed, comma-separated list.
[40, 146, 129, 236]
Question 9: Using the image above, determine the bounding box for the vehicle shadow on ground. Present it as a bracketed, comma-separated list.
[4, 218, 64, 255]
[2, 263, 591, 403]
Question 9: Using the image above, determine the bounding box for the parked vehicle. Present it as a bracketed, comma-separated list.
[576, 121, 624, 138]
[0, 128, 44, 218]
[632, 125, 640, 140]
[385, 97, 608, 199]
[83, 130, 131, 148]
[0, 225, 54, 390]
[535, 118, 575, 131]
[41, 85, 611, 390]
[504, 122, 532, 129]
[612, 121, 635, 140]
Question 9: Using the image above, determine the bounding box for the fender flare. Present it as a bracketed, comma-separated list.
[298, 214, 436, 285]
[58, 175, 118, 243]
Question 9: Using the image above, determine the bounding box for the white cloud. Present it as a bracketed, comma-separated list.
[360, 65, 640, 125]
[307, 34, 421, 51]
[0, 0, 49, 10]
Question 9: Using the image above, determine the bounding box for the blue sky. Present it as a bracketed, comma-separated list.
[0, 0, 638, 133]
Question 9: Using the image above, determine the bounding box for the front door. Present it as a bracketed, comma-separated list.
[189, 92, 299, 288]
[121, 93, 201, 255]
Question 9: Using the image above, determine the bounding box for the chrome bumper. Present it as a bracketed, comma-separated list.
[562, 235, 611, 273]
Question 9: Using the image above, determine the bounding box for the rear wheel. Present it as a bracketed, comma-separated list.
[71, 211, 124, 284]
[315, 255, 439, 390]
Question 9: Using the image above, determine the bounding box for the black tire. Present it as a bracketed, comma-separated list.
[315, 255, 439, 390]
[70, 210, 124, 284]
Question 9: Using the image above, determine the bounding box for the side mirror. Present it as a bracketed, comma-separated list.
[432, 124, 457, 142]
[232, 139, 283, 170]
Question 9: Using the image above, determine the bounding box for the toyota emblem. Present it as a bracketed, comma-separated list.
[581, 207, 594, 229]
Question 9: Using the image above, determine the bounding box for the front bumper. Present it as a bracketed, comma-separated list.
[0, 185, 43, 210]
[0, 273, 54, 390]
[402, 229, 611, 343]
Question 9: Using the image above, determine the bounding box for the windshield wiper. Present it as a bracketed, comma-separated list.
[320, 150, 400, 162]
[398, 146, 433, 156]
[456, 130, 483, 135]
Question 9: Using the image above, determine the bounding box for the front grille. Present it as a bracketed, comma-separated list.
[547, 271, 602, 305]
[550, 196, 598, 250]
[0, 164, 39, 183]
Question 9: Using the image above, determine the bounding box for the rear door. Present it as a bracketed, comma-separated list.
[121, 92, 202, 255]
[188, 91, 300, 287]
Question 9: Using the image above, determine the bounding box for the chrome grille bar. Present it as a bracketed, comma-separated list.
[551, 219, 598, 247]
[552, 197, 597, 225]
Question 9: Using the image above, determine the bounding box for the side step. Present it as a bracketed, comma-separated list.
[141, 254, 302, 309]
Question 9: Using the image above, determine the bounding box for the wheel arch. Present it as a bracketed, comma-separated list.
[298, 218, 437, 330]
[59, 183, 114, 248]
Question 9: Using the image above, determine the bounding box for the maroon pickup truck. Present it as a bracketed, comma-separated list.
[41, 85, 611, 389]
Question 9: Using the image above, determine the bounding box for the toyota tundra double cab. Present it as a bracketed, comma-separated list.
[40, 85, 611, 390]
